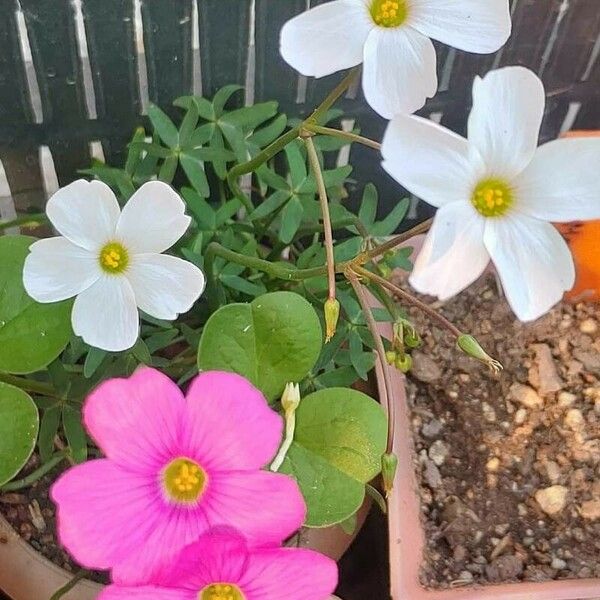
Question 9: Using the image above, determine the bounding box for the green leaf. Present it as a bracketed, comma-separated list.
[38, 405, 61, 463]
[84, 347, 107, 378]
[174, 95, 215, 121]
[0, 236, 72, 374]
[125, 127, 147, 176]
[359, 183, 378, 230]
[222, 102, 278, 131]
[158, 155, 178, 183]
[248, 114, 288, 148]
[372, 198, 410, 237]
[249, 190, 290, 221]
[186, 147, 236, 162]
[280, 387, 387, 527]
[213, 85, 243, 116]
[198, 291, 322, 401]
[0, 383, 39, 486]
[180, 153, 210, 197]
[131, 339, 152, 365]
[279, 196, 304, 244]
[62, 405, 87, 464]
[178, 100, 199, 148]
[148, 104, 179, 148]
[285, 142, 307, 188]
[181, 187, 216, 229]
[128, 141, 173, 159]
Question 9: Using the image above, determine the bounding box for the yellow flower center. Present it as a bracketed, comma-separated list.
[199, 583, 245, 600]
[162, 457, 207, 504]
[370, 0, 409, 27]
[471, 178, 514, 217]
[99, 242, 129, 274]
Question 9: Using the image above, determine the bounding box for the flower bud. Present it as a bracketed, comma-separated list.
[381, 452, 398, 496]
[385, 350, 397, 365]
[457, 334, 503, 374]
[404, 328, 421, 349]
[281, 382, 301, 413]
[378, 263, 392, 279]
[324, 297, 340, 343]
[395, 353, 412, 373]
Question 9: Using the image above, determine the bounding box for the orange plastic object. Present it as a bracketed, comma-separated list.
[556, 131, 600, 303]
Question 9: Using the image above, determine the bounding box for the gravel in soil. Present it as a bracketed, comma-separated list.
[404, 274, 600, 589]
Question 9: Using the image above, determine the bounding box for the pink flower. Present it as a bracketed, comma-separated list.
[51, 368, 305, 584]
[98, 528, 338, 600]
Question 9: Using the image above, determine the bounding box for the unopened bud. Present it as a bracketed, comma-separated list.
[404, 327, 421, 349]
[381, 452, 398, 496]
[385, 350, 397, 365]
[324, 298, 340, 343]
[378, 263, 392, 279]
[281, 382, 300, 413]
[395, 353, 412, 373]
[457, 334, 503, 374]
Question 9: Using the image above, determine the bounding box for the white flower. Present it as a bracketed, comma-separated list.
[280, 0, 511, 118]
[23, 180, 205, 351]
[381, 66, 600, 321]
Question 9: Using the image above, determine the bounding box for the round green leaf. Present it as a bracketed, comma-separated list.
[280, 387, 387, 527]
[0, 236, 72, 374]
[197, 291, 322, 401]
[0, 383, 39, 486]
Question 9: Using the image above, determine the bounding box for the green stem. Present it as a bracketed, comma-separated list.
[0, 373, 56, 397]
[306, 124, 381, 151]
[309, 67, 360, 123]
[227, 126, 301, 208]
[363, 218, 433, 262]
[1, 451, 69, 492]
[49, 570, 91, 600]
[205, 242, 328, 283]
[354, 265, 462, 338]
[346, 270, 396, 454]
[0, 213, 48, 232]
[304, 135, 336, 301]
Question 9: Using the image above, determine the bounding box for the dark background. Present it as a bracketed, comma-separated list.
[0, 0, 598, 229]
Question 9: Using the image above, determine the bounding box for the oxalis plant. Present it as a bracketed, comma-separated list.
[1, 1, 600, 599]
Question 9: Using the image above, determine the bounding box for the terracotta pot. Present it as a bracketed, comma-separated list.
[379, 235, 600, 600]
[0, 507, 360, 600]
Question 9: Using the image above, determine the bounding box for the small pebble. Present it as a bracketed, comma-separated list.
[429, 440, 449, 467]
[486, 457, 501, 472]
[535, 485, 568, 515]
[421, 419, 443, 438]
[558, 391, 577, 408]
[551, 557, 567, 570]
[580, 499, 600, 520]
[509, 383, 543, 409]
[580, 318, 598, 334]
[564, 408, 585, 432]
[514, 408, 527, 424]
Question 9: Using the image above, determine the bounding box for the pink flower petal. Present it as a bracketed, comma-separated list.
[98, 586, 193, 600]
[83, 367, 187, 470]
[51, 459, 162, 571]
[184, 372, 283, 471]
[203, 470, 306, 546]
[156, 528, 249, 590]
[240, 547, 338, 600]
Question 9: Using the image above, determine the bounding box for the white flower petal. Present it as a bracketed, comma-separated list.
[514, 138, 600, 222]
[72, 276, 139, 351]
[409, 0, 511, 53]
[23, 237, 100, 303]
[46, 180, 120, 251]
[116, 181, 191, 254]
[362, 26, 437, 118]
[409, 201, 489, 300]
[382, 114, 480, 207]
[126, 254, 205, 320]
[484, 215, 575, 322]
[467, 66, 545, 178]
[279, 0, 372, 78]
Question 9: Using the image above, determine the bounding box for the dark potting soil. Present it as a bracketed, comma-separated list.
[404, 274, 600, 588]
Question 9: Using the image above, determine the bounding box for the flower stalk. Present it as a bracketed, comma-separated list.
[0, 450, 70, 492]
[270, 383, 301, 472]
[346, 269, 396, 456]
